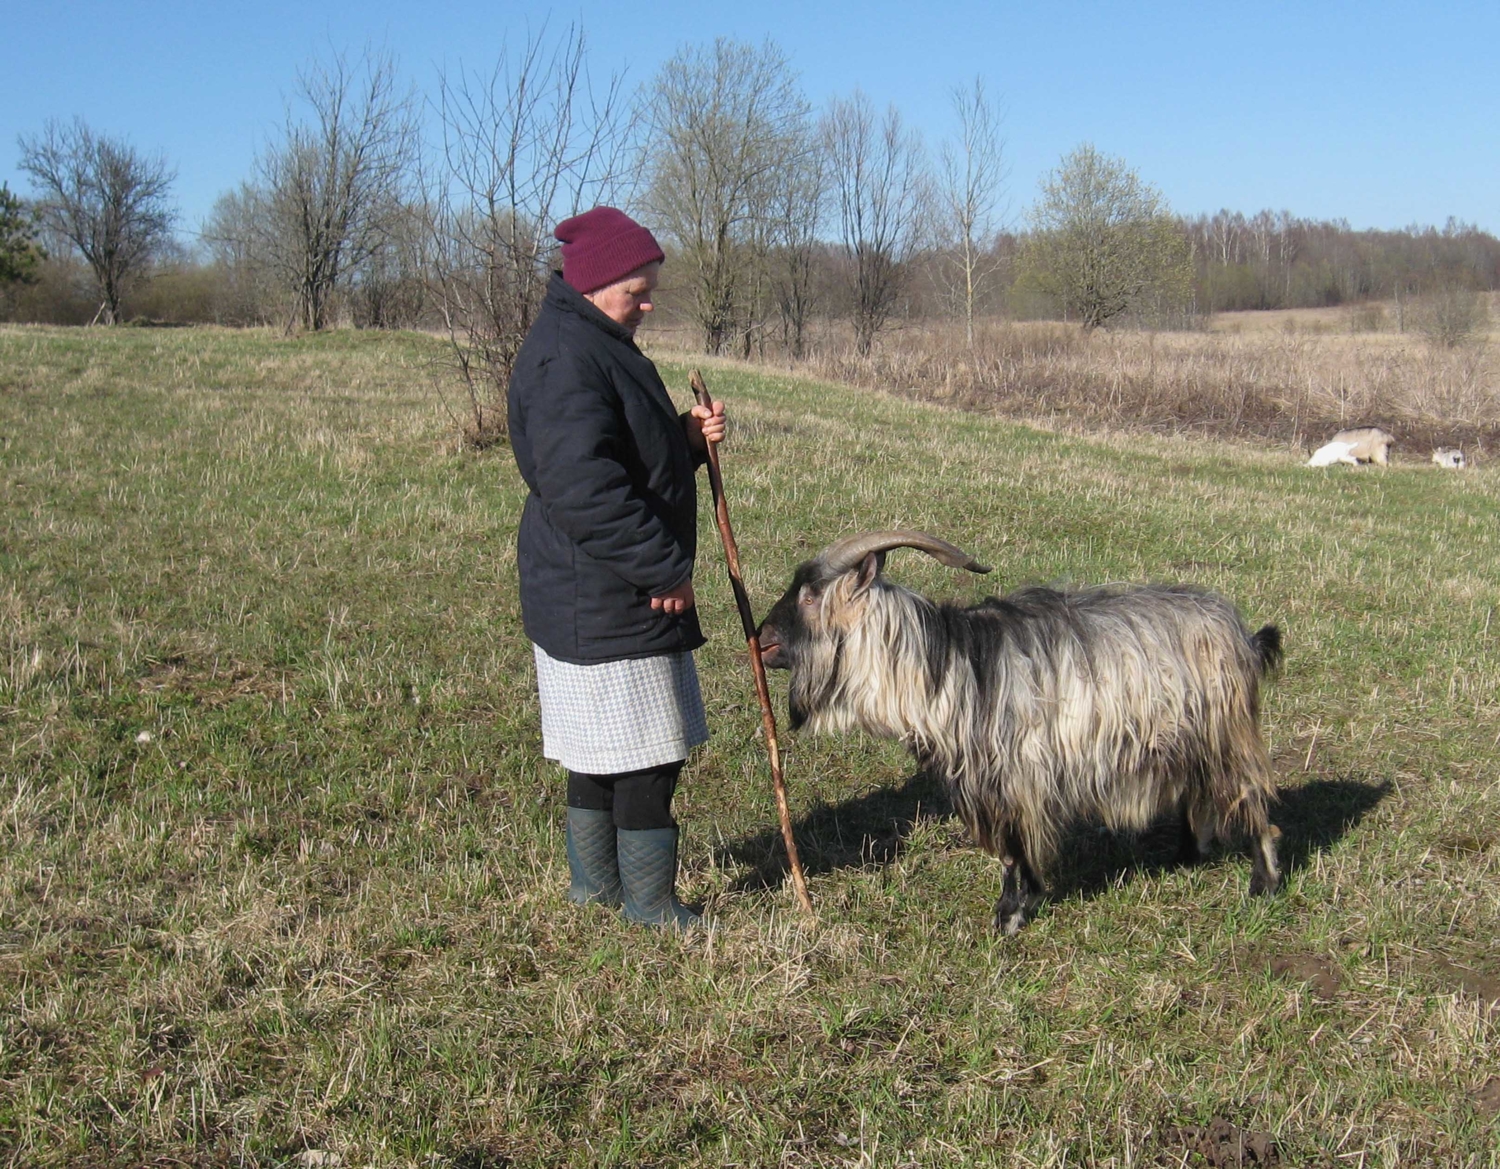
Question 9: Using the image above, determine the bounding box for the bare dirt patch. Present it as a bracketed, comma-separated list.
[1435, 830, 1498, 858]
[1267, 952, 1342, 1001]
[1432, 958, 1500, 1013]
[138, 654, 288, 708]
[1159, 1118, 1280, 1167]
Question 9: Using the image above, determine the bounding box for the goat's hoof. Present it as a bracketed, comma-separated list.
[992, 897, 1031, 936]
[1248, 871, 1281, 897]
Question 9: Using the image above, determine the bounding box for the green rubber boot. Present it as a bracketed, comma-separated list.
[617, 827, 701, 929]
[566, 808, 623, 907]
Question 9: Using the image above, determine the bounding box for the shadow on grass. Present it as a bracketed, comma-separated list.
[720, 768, 1391, 901]
[1273, 773, 1394, 873]
[1047, 773, 1392, 901]
[717, 768, 953, 894]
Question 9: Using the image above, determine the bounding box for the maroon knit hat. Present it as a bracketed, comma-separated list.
[554, 207, 665, 294]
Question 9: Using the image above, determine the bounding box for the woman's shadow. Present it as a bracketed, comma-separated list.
[719, 769, 954, 892]
[718, 766, 1391, 899]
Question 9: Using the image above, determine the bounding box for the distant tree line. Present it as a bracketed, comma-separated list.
[1182, 209, 1500, 316]
[6, 32, 1496, 365]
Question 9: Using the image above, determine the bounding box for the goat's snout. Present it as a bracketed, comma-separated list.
[756, 620, 788, 669]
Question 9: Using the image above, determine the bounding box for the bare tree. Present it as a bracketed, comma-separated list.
[201, 183, 280, 325]
[767, 144, 825, 358]
[427, 25, 627, 445]
[641, 38, 812, 355]
[349, 194, 432, 328]
[16, 118, 175, 324]
[936, 78, 1007, 347]
[253, 48, 417, 332]
[822, 91, 930, 356]
[1018, 143, 1191, 330]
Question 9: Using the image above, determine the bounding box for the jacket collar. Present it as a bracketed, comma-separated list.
[544, 271, 679, 425]
[546, 271, 641, 348]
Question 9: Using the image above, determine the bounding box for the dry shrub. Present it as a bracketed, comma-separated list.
[1346, 303, 1388, 334]
[460, 414, 511, 452]
[1414, 287, 1490, 350]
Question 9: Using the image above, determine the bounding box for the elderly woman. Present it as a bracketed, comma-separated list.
[507, 207, 725, 929]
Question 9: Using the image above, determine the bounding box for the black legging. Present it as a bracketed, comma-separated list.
[567, 761, 681, 831]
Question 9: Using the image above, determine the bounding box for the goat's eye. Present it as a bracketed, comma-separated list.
[800, 591, 817, 606]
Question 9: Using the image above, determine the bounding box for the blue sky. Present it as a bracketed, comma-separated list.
[5, 1, 1497, 240]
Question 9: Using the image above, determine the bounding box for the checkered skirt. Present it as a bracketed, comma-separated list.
[532, 643, 709, 773]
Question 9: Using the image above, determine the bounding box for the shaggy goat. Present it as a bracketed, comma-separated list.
[757, 531, 1283, 933]
[1308, 426, 1394, 467]
[1432, 446, 1467, 469]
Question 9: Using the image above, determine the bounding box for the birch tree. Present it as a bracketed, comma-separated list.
[936, 78, 1006, 346]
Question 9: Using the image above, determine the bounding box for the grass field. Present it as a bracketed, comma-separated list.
[1, 324, 1497, 1167]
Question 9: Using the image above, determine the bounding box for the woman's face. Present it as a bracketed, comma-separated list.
[585, 262, 661, 334]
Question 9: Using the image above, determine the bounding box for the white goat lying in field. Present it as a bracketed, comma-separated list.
[1308, 426, 1394, 467]
[1307, 440, 1359, 467]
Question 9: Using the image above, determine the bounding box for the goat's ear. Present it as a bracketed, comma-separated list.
[852, 551, 885, 595]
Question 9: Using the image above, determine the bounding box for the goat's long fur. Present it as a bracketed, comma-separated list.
[760, 539, 1283, 931]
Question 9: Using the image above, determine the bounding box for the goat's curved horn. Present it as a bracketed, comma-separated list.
[820, 530, 992, 575]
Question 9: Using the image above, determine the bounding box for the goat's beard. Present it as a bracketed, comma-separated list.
[786, 638, 843, 731]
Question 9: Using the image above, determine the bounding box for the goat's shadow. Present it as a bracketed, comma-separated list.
[718, 768, 1391, 901]
[1046, 771, 1392, 901]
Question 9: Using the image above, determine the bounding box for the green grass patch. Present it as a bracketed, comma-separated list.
[1, 325, 1497, 1166]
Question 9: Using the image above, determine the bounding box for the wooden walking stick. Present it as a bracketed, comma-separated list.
[691, 369, 814, 916]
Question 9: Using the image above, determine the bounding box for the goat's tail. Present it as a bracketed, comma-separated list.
[1250, 624, 1283, 674]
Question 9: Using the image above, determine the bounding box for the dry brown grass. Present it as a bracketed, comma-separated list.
[651, 300, 1500, 460]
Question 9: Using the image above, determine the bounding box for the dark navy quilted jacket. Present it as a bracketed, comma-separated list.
[507, 273, 706, 664]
